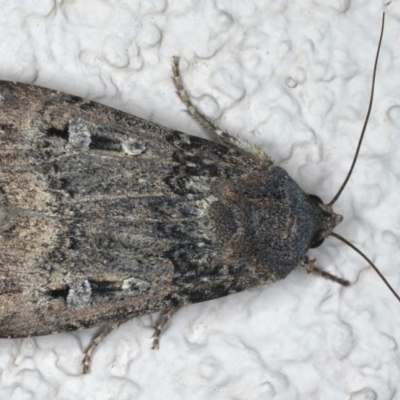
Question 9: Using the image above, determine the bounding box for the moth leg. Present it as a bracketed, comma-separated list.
[172, 56, 271, 164]
[82, 324, 116, 374]
[302, 257, 350, 287]
[151, 309, 176, 349]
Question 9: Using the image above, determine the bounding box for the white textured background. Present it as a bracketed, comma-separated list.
[0, 1, 399, 399]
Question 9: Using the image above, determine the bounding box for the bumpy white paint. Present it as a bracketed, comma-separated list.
[0, 1, 399, 399]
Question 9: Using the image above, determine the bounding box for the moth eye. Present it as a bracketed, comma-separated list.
[308, 194, 323, 205]
[308, 194, 327, 248]
[310, 237, 325, 249]
[310, 228, 325, 248]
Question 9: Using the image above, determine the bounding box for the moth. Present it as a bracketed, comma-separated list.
[0, 13, 395, 373]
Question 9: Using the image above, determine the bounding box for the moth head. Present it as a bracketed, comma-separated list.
[306, 194, 342, 249]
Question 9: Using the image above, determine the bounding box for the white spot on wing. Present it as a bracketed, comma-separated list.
[67, 280, 92, 309]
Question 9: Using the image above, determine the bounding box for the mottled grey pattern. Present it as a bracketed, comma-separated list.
[0, 81, 340, 338]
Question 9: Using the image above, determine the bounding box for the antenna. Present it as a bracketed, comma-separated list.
[331, 233, 400, 302]
[325, 13, 399, 303]
[328, 12, 385, 207]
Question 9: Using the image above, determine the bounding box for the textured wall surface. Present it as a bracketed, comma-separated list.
[0, 1, 399, 399]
